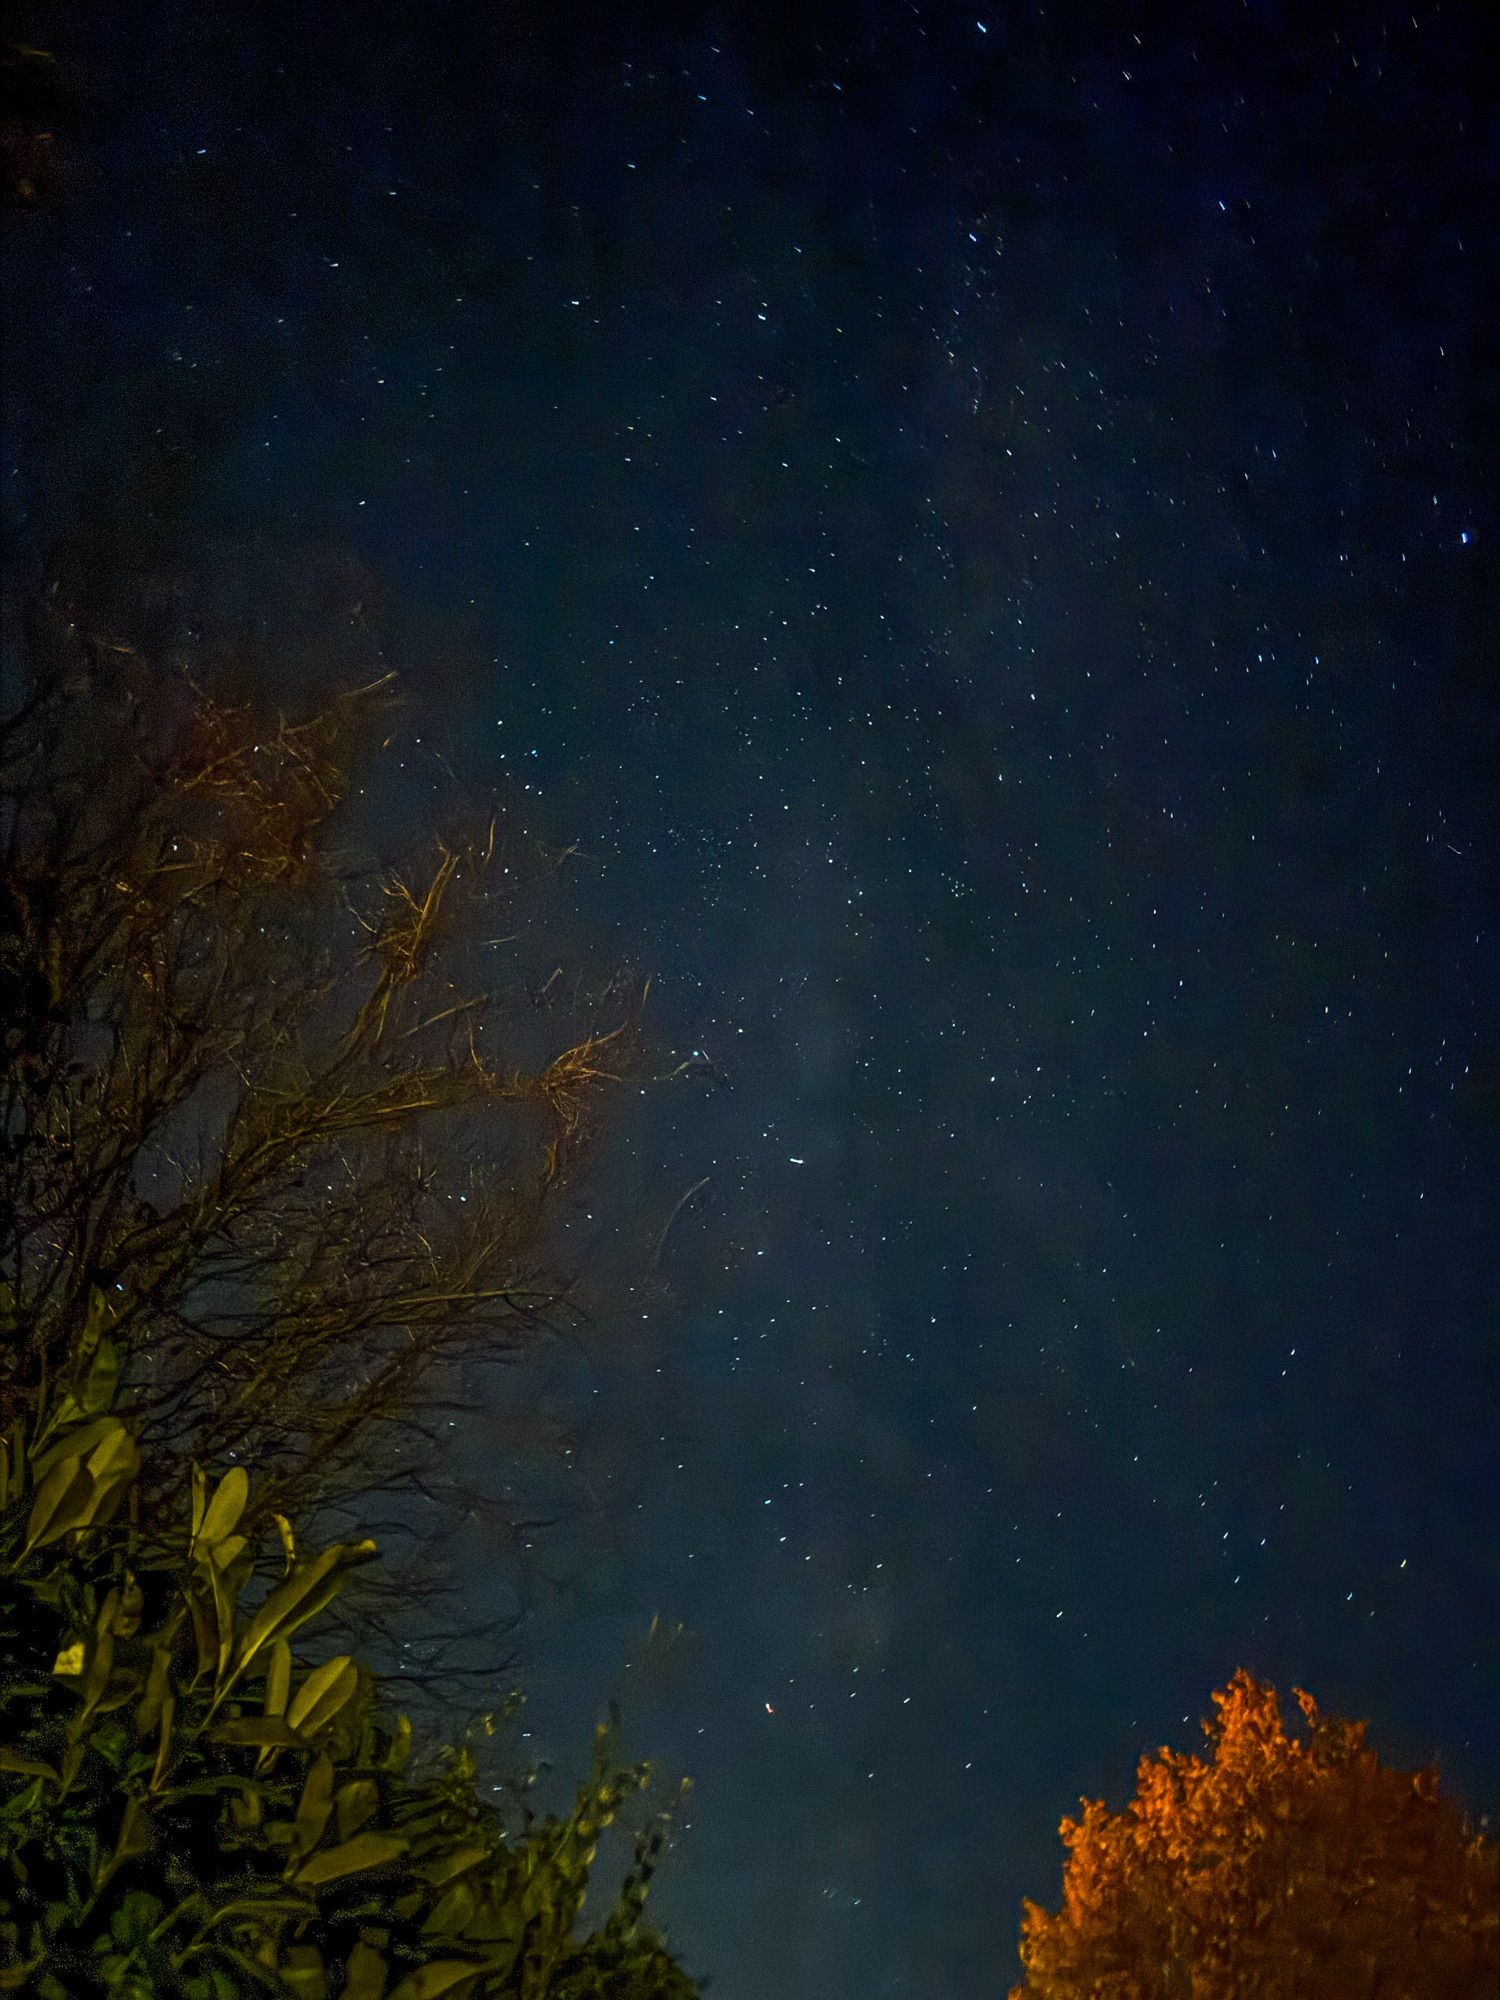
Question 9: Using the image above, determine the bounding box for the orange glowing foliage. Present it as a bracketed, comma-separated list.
[1012, 1670, 1499, 1999]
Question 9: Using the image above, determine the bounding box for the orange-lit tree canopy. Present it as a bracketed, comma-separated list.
[1013, 1670, 1499, 2000]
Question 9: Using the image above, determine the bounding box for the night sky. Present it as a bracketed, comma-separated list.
[4, 3, 1497, 1994]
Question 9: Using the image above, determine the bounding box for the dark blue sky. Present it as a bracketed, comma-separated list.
[5, 3, 1497, 1993]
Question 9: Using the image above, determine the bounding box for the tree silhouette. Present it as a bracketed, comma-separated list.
[1, 610, 641, 1608]
[1012, 1670, 1499, 1999]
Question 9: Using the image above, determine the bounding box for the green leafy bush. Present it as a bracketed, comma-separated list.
[0, 1372, 697, 1999]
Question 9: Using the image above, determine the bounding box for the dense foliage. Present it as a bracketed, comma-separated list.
[0, 1377, 697, 1996]
[1012, 1669, 1499, 1999]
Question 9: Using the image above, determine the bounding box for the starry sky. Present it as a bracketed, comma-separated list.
[4, 3, 1497, 1993]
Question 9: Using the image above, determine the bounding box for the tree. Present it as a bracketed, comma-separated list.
[2, 612, 640, 1587]
[0, 1378, 697, 1995]
[0, 613, 700, 1993]
[1012, 1669, 1499, 2000]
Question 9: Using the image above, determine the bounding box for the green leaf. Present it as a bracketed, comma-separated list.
[186, 1584, 219, 1681]
[223, 1539, 378, 1696]
[342, 1941, 388, 2000]
[43, 1291, 121, 1431]
[109, 1890, 164, 1947]
[30, 1413, 116, 1482]
[190, 1462, 209, 1548]
[85, 1420, 140, 1489]
[384, 1716, 412, 1774]
[205, 1537, 249, 1680]
[193, 1466, 249, 1555]
[291, 1830, 408, 1888]
[187, 1890, 314, 1936]
[135, 1631, 176, 1736]
[52, 1635, 88, 1680]
[168, 1773, 263, 1801]
[420, 1844, 489, 1888]
[0, 1776, 44, 1820]
[94, 1794, 151, 1891]
[24, 1421, 141, 1552]
[279, 1944, 327, 1999]
[83, 1424, 141, 1528]
[386, 1963, 485, 2000]
[78, 1334, 122, 1418]
[264, 1638, 293, 1718]
[210, 1716, 303, 1750]
[289, 1752, 335, 1866]
[21, 1454, 94, 1556]
[422, 1880, 478, 1938]
[334, 1778, 379, 1841]
[287, 1655, 357, 1737]
[0, 1747, 58, 1783]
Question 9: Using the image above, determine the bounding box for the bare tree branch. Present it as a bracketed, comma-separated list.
[1, 614, 644, 1577]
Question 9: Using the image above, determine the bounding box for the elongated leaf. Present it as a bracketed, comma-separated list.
[335, 1778, 379, 1841]
[420, 1844, 489, 1888]
[210, 1531, 249, 1573]
[150, 1690, 175, 1793]
[291, 1829, 408, 1888]
[287, 1655, 357, 1737]
[384, 1715, 413, 1773]
[206, 1544, 244, 1681]
[0, 1748, 58, 1782]
[386, 1962, 485, 2000]
[211, 1715, 303, 1749]
[84, 1421, 139, 1486]
[342, 1941, 389, 2000]
[226, 1539, 378, 1693]
[289, 1752, 335, 1865]
[194, 1465, 249, 1555]
[263, 1638, 293, 1718]
[135, 1634, 175, 1734]
[79, 1332, 122, 1415]
[279, 1943, 327, 1999]
[0, 1777, 44, 1820]
[87, 1463, 138, 1531]
[29, 1414, 117, 1483]
[73, 1591, 119, 1719]
[186, 1582, 219, 1681]
[22, 1421, 139, 1551]
[187, 1890, 316, 1935]
[81, 1282, 113, 1359]
[422, 1880, 478, 1938]
[94, 1794, 150, 1892]
[21, 1455, 93, 1555]
[169, 1774, 263, 1802]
